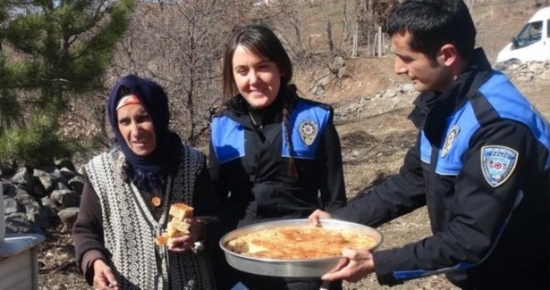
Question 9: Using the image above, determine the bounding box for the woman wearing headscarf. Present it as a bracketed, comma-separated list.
[73, 74, 221, 290]
[209, 24, 347, 290]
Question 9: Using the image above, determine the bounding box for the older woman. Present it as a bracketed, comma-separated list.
[73, 75, 221, 290]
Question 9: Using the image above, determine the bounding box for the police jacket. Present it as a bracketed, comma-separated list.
[332, 49, 550, 289]
[209, 87, 347, 229]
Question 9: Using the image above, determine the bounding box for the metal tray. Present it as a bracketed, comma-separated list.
[219, 218, 383, 278]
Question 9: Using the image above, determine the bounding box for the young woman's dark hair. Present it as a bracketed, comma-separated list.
[387, 0, 476, 60]
[221, 24, 298, 178]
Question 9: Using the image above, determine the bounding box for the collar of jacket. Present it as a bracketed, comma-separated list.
[420, 48, 494, 146]
[408, 91, 440, 129]
[222, 85, 299, 126]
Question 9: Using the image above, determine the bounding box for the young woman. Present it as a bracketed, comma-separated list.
[209, 24, 347, 290]
[73, 74, 222, 290]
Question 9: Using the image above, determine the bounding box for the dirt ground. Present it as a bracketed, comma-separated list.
[36, 1, 550, 289]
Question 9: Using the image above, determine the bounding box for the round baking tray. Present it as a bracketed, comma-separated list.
[219, 218, 383, 278]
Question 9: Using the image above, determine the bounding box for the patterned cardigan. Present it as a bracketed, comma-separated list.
[78, 146, 217, 290]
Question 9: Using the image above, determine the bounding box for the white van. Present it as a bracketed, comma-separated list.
[496, 7, 550, 64]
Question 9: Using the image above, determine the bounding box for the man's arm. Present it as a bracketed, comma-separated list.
[373, 121, 535, 285]
[332, 139, 426, 227]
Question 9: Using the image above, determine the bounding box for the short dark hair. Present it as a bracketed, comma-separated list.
[221, 24, 293, 104]
[387, 0, 476, 60]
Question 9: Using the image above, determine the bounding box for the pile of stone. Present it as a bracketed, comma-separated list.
[496, 60, 550, 83]
[333, 59, 550, 125]
[2, 160, 84, 234]
[333, 83, 418, 124]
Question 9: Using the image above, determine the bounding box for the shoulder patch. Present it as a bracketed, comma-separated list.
[299, 119, 319, 146]
[480, 146, 518, 187]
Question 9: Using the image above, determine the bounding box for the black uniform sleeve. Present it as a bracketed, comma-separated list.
[208, 141, 230, 201]
[193, 154, 221, 219]
[72, 173, 110, 285]
[317, 108, 347, 211]
[331, 138, 427, 227]
[373, 121, 536, 285]
[206, 139, 240, 289]
[192, 153, 226, 249]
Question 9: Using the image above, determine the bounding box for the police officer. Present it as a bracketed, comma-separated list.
[310, 0, 550, 289]
[209, 24, 347, 290]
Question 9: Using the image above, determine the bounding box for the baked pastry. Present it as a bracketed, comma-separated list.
[154, 202, 194, 246]
[169, 202, 194, 220]
[226, 226, 377, 259]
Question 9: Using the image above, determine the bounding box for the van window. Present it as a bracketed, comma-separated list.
[515, 21, 543, 48]
[548, 20, 550, 38]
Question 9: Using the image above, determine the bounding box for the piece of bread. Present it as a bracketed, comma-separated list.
[154, 233, 169, 246]
[154, 203, 194, 246]
[155, 220, 191, 246]
[170, 218, 191, 234]
[169, 202, 194, 221]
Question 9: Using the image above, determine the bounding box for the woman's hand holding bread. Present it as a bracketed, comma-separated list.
[154, 202, 205, 253]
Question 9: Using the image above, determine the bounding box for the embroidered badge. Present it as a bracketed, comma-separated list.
[441, 125, 460, 158]
[299, 119, 318, 146]
[481, 146, 518, 187]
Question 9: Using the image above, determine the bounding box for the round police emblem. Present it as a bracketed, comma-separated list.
[441, 125, 460, 158]
[299, 119, 318, 146]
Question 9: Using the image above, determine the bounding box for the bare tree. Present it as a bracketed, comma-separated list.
[109, 0, 301, 146]
[84, 0, 402, 146]
[110, 1, 236, 145]
[342, 0, 351, 42]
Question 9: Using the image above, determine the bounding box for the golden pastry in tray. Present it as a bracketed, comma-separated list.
[226, 225, 377, 260]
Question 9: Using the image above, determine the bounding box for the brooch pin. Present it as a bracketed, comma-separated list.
[152, 196, 162, 207]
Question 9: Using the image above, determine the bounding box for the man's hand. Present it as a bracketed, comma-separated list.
[167, 218, 203, 253]
[321, 248, 375, 282]
[92, 259, 119, 290]
[308, 209, 332, 226]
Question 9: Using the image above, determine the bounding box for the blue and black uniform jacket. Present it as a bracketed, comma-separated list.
[333, 48, 550, 288]
[209, 90, 347, 230]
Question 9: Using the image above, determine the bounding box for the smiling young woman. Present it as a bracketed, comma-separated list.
[209, 24, 348, 290]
